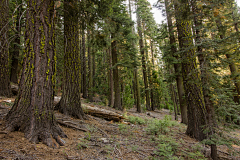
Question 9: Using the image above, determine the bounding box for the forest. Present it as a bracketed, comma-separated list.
[0, 0, 240, 159]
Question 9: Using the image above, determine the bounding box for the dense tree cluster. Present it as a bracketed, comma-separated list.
[0, 0, 239, 159]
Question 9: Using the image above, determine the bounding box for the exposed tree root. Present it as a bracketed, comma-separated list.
[57, 119, 88, 132]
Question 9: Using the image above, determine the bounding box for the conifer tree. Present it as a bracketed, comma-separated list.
[55, 0, 86, 119]
[136, 0, 151, 111]
[174, 0, 208, 141]
[164, 0, 188, 124]
[129, 0, 141, 112]
[191, 0, 218, 158]
[5, 0, 67, 147]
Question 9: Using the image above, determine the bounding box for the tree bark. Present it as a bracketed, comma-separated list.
[174, 0, 207, 141]
[55, 0, 86, 120]
[164, 0, 188, 124]
[108, 47, 114, 107]
[0, 0, 11, 97]
[5, 0, 67, 147]
[111, 38, 122, 110]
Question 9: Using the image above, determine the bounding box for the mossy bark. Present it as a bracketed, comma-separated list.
[55, 0, 86, 120]
[0, 0, 11, 97]
[5, 0, 67, 147]
[164, 0, 188, 124]
[174, 0, 207, 141]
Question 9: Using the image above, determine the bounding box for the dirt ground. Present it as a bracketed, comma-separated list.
[0, 97, 240, 160]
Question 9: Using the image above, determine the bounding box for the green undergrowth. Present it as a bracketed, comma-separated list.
[127, 115, 146, 125]
[146, 115, 179, 135]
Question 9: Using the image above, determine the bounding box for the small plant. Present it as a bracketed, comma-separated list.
[104, 145, 114, 154]
[118, 123, 130, 134]
[77, 139, 88, 149]
[146, 115, 178, 135]
[127, 116, 146, 125]
[84, 132, 91, 141]
[153, 135, 179, 159]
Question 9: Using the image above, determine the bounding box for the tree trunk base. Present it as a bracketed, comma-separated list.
[4, 116, 67, 148]
[55, 97, 87, 120]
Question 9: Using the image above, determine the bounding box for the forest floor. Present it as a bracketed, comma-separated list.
[0, 95, 240, 160]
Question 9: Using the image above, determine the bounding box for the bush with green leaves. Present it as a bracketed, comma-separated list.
[127, 116, 146, 125]
[146, 115, 178, 135]
[153, 135, 179, 159]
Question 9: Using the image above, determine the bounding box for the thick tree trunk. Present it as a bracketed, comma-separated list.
[108, 47, 114, 107]
[174, 0, 207, 141]
[55, 0, 86, 120]
[164, 0, 188, 124]
[0, 0, 11, 97]
[5, 0, 67, 147]
[10, 2, 21, 84]
[87, 29, 93, 102]
[136, 6, 151, 111]
[111, 39, 122, 110]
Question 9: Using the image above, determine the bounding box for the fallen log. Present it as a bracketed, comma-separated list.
[82, 104, 125, 122]
[53, 97, 125, 122]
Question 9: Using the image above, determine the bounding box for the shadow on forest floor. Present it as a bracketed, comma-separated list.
[0, 96, 239, 160]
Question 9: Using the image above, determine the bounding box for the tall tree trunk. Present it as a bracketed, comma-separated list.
[10, 1, 21, 84]
[129, 0, 141, 112]
[82, 25, 87, 99]
[174, 0, 207, 141]
[5, 0, 67, 147]
[111, 38, 122, 110]
[136, 4, 151, 111]
[165, 0, 188, 124]
[55, 0, 86, 119]
[108, 47, 114, 107]
[191, 1, 218, 158]
[0, 0, 11, 97]
[87, 29, 93, 102]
